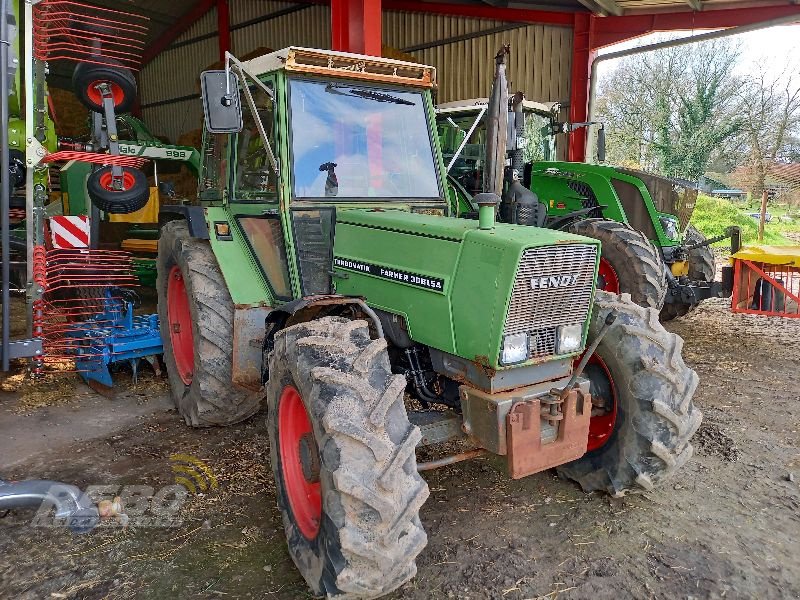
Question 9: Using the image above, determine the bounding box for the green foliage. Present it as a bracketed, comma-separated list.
[690, 194, 794, 246]
[597, 38, 742, 180]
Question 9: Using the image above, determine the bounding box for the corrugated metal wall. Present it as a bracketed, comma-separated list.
[139, 3, 572, 146]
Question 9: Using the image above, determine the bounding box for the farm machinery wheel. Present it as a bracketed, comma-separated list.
[87, 166, 150, 214]
[266, 317, 429, 599]
[660, 225, 716, 322]
[568, 219, 667, 309]
[557, 291, 701, 496]
[157, 221, 261, 427]
[72, 62, 137, 114]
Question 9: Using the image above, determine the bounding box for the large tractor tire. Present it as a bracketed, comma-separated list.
[568, 219, 667, 310]
[660, 225, 716, 322]
[157, 221, 261, 427]
[557, 291, 701, 496]
[266, 317, 429, 599]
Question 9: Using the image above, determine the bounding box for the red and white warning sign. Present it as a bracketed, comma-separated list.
[50, 215, 90, 248]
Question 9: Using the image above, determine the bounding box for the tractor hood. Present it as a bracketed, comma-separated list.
[332, 209, 600, 370]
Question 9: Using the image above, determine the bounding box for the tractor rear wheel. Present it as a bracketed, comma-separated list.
[157, 220, 261, 427]
[266, 317, 429, 599]
[557, 291, 701, 496]
[660, 225, 716, 321]
[568, 219, 667, 309]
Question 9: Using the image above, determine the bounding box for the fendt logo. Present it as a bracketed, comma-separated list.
[530, 274, 579, 290]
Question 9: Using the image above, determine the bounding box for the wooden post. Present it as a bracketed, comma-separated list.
[758, 189, 768, 242]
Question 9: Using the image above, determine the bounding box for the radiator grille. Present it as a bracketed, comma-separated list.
[504, 244, 597, 359]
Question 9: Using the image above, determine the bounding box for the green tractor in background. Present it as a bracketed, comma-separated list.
[436, 50, 738, 321]
[157, 46, 702, 598]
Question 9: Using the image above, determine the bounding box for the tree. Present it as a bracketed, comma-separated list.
[596, 37, 743, 179]
[736, 65, 800, 196]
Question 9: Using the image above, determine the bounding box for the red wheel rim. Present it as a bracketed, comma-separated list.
[597, 257, 620, 294]
[581, 353, 618, 452]
[278, 385, 322, 540]
[98, 170, 136, 193]
[86, 80, 125, 108]
[167, 265, 194, 385]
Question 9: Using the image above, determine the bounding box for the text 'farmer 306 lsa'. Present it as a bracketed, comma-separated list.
[158, 47, 701, 599]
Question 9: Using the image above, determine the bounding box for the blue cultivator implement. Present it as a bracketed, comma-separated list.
[34, 248, 163, 387]
[65, 290, 163, 387]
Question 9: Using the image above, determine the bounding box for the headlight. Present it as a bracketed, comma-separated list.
[501, 333, 529, 365]
[556, 324, 583, 354]
[659, 216, 680, 241]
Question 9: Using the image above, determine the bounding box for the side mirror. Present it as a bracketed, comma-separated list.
[200, 70, 242, 133]
[597, 126, 606, 163]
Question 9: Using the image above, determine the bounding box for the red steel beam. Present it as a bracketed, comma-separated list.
[593, 4, 800, 49]
[141, 0, 217, 66]
[218, 0, 231, 62]
[568, 12, 592, 163]
[331, 0, 382, 56]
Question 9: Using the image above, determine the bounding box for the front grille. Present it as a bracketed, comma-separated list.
[504, 244, 597, 359]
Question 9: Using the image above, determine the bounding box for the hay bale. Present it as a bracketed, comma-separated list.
[49, 87, 90, 138]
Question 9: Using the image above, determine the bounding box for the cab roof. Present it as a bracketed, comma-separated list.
[241, 47, 437, 89]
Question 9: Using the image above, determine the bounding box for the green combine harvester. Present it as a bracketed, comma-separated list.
[436, 49, 739, 321]
[156, 46, 701, 598]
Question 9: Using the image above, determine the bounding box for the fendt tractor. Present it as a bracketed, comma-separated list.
[149, 47, 700, 599]
[437, 49, 740, 321]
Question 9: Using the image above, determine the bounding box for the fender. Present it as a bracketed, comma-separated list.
[260, 295, 384, 384]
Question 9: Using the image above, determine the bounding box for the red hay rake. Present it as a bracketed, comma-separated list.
[31, 246, 140, 373]
[731, 258, 800, 318]
[42, 150, 148, 170]
[33, 0, 149, 70]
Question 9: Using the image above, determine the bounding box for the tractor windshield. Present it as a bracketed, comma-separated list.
[288, 79, 441, 199]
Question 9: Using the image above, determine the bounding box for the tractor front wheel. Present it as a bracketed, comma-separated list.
[568, 219, 667, 309]
[267, 317, 429, 599]
[157, 220, 261, 427]
[557, 291, 701, 496]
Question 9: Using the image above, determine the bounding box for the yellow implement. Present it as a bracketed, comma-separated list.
[731, 245, 800, 268]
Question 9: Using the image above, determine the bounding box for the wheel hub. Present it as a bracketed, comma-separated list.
[597, 257, 620, 294]
[166, 266, 194, 386]
[299, 432, 321, 484]
[278, 385, 322, 540]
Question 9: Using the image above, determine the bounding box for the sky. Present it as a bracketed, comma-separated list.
[597, 24, 800, 81]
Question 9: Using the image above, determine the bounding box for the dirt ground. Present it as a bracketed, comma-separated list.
[1, 295, 799, 600]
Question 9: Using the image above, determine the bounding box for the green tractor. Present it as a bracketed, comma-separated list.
[436, 52, 738, 321]
[159, 47, 701, 598]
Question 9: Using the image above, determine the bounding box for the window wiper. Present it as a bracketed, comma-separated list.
[325, 84, 414, 106]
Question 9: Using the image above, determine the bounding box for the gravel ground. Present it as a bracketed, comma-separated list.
[0, 296, 799, 599]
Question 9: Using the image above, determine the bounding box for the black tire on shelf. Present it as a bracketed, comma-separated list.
[72, 62, 137, 114]
[557, 291, 702, 496]
[87, 166, 150, 214]
[660, 225, 716, 322]
[568, 218, 667, 309]
[157, 220, 262, 427]
[266, 317, 429, 599]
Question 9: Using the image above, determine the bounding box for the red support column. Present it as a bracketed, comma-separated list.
[331, 0, 382, 56]
[568, 13, 594, 163]
[218, 0, 231, 62]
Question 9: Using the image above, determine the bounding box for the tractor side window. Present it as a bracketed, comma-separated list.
[199, 128, 230, 201]
[291, 208, 335, 295]
[237, 216, 292, 300]
[233, 82, 277, 201]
